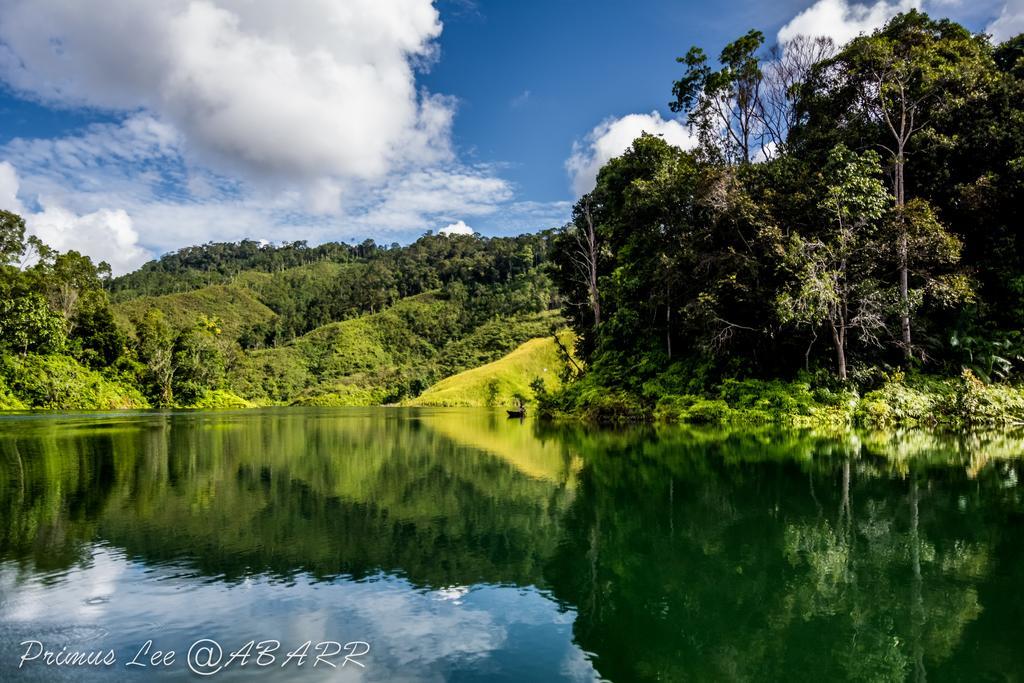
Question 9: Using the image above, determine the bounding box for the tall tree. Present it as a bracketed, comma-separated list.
[135, 309, 176, 407]
[758, 35, 836, 154]
[43, 250, 111, 332]
[776, 146, 890, 379]
[671, 32, 833, 163]
[671, 30, 766, 163]
[797, 11, 991, 359]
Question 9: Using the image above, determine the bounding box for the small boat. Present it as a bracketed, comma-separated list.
[506, 408, 526, 418]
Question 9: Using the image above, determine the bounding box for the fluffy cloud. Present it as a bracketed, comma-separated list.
[439, 220, 474, 235]
[0, 1, 571, 269]
[988, 0, 1024, 41]
[0, 162, 151, 274]
[0, 0, 451, 191]
[0, 116, 547, 263]
[778, 0, 921, 45]
[26, 205, 151, 275]
[566, 112, 697, 196]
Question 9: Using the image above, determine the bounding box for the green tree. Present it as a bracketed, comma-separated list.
[172, 318, 227, 405]
[135, 309, 176, 406]
[671, 29, 766, 163]
[797, 10, 991, 359]
[71, 289, 126, 368]
[43, 250, 110, 330]
[0, 210, 26, 267]
[777, 146, 890, 379]
[0, 292, 67, 355]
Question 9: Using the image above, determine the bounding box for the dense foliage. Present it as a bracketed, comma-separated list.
[0, 218, 561, 409]
[547, 11, 1024, 423]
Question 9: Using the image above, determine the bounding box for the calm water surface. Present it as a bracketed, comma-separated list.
[0, 407, 1022, 681]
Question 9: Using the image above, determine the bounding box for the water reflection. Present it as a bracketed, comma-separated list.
[0, 409, 1022, 680]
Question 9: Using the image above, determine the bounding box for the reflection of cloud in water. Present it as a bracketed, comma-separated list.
[2, 547, 127, 624]
[0, 547, 597, 681]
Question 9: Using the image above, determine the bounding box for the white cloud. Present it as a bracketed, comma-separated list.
[0, 161, 22, 213]
[0, 117, 537, 263]
[778, 0, 921, 46]
[988, 0, 1024, 41]
[357, 167, 512, 229]
[511, 89, 531, 108]
[566, 111, 697, 196]
[439, 220, 474, 235]
[29, 205, 151, 275]
[0, 161, 151, 274]
[0, 0, 451, 192]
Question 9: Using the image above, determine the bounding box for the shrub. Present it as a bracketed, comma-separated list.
[0, 353, 148, 410]
[290, 384, 387, 407]
[855, 375, 937, 428]
[187, 389, 254, 409]
[679, 398, 732, 424]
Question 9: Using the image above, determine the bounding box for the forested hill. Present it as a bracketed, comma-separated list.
[108, 239, 363, 299]
[0, 226, 567, 410]
[109, 231, 558, 343]
[541, 12, 1024, 426]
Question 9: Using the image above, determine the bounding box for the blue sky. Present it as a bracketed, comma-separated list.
[0, 0, 1016, 272]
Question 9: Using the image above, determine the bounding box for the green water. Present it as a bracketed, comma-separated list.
[0, 408, 1022, 681]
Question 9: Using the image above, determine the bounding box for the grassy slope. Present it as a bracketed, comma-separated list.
[227, 296, 564, 406]
[112, 284, 276, 339]
[407, 331, 574, 408]
[228, 293, 451, 405]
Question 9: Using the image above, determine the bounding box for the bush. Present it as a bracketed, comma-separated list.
[290, 384, 387, 407]
[0, 375, 26, 410]
[0, 353, 148, 410]
[187, 389, 254, 409]
[577, 386, 649, 422]
[679, 398, 732, 424]
[854, 375, 938, 427]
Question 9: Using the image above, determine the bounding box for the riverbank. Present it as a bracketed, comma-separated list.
[7, 345, 1024, 431]
[0, 353, 254, 411]
[537, 369, 1024, 429]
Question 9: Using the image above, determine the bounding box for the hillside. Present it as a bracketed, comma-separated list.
[113, 284, 276, 341]
[228, 297, 563, 406]
[0, 228, 567, 410]
[407, 331, 574, 408]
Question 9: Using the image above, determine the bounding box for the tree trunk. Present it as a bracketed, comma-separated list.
[830, 324, 847, 381]
[899, 235, 911, 360]
[583, 202, 601, 329]
[895, 153, 912, 360]
[665, 284, 672, 360]
[910, 471, 926, 682]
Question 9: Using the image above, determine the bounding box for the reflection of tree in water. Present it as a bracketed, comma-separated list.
[544, 427, 1024, 682]
[782, 465, 990, 681]
[0, 424, 119, 571]
[0, 411, 579, 587]
[2, 417, 1023, 680]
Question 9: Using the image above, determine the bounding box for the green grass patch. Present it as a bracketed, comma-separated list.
[407, 332, 573, 407]
[185, 389, 255, 409]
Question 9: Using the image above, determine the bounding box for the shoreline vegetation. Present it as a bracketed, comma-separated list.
[538, 12, 1024, 429]
[3, 11, 1024, 431]
[535, 368, 1024, 428]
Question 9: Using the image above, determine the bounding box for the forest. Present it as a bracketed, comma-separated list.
[0, 221, 562, 410]
[542, 11, 1024, 425]
[1, 10, 1023, 427]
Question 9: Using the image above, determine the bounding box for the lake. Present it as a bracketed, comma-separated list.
[0, 407, 1022, 681]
